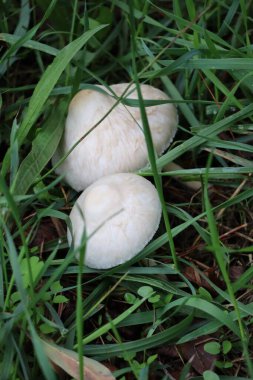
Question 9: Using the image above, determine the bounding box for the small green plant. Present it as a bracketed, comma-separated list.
[131, 354, 158, 378]
[204, 339, 233, 369]
[198, 286, 213, 302]
[125, 286, 155, 304]
[203, 370, 220, 380]
[125, 286, 166, 307]
[121, 351, 158, 379]
[11, 259, 69, 336]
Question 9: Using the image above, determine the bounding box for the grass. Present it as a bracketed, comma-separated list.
[1, 0, 253, 379]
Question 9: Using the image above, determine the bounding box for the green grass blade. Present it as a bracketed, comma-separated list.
[83, 313, 193, 359]
[129, 2, 178, 270]
[0, 33, 59, 56]
[12, 100, 68, 195]
[80, 294, 151, 346]
[0, 0, 56, 68]
[29, 324, 57, 380]
[1, 24, 108, 176]
[203, 159, 253, 376]
[16, 25, 107, 146]
[0, 0, 31, 76]
[142, 103, 253, 171]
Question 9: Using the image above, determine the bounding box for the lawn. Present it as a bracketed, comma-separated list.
[1, 1, 253, 379]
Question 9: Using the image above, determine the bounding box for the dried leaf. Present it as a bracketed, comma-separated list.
[42, 340, 115, 380]
[30, 219, 58, 247]
[229, 265, 245, 282]
[182, 266, 223, 293]
[178, 337, 217, 374]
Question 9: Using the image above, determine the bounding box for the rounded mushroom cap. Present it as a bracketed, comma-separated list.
[67, 173, 162, 269]
[52, 83, 178, 191]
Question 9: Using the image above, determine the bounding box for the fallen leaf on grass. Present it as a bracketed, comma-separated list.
[42, 340, 115, 380]
[182, 266, 223, 293]
[30, 218, 59, 247]
[178, 337, 217, 374]
[229, 265, 245, 282]
[158, 337, 217, 377]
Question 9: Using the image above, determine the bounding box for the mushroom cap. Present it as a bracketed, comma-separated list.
[67, 173, 162, 269]
[52, 83, 178, 191]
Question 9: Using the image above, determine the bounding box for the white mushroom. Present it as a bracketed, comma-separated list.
[52, 83, 178, 191]
[67, 173, 162, 269]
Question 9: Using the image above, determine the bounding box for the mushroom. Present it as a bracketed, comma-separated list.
[67, 173, 162, 269]
[52, 83, 178, 191]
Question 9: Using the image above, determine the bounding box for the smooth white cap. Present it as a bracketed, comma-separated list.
[67, 173, 162, 269]
[52, 83, 178, 191]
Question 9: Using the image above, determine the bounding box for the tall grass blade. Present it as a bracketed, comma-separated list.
[1, 24, 108, 176]
[12, 100, 68, 195]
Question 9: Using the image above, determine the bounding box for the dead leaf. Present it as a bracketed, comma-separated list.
[182, 266, 223, 293]
[42, 340, 115, 380]
[178, 337, 217, 374]
[30, 219, 58, 247]
[229, 265, 245, 282]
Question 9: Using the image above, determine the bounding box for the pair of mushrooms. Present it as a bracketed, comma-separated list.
[53, 84, 178, 269]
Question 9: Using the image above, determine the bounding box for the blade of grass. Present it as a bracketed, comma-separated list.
[83, 313, 193, 359]
[0, 174, 34, 309]
[79, 292, 152, 347]
[203, 155, 253, 377]
[0, 0, 30, 76]
[129, 2, 178, 271]
[28, 323, 57, 380]
[12, 100, 68, 195]
[76, 230, 87, 380]
[1, 24, 108, 177]
[0, 0, 57, 69]
[0, 33, 59, 56]
[142, 103, 253, 172]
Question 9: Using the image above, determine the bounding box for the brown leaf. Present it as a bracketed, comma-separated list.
[30, 219, 58, 247]
[182, 266, 223, 293]
[158, 345, 178, 358]
[42, 340, 115, 380]
[178, 337, 217, 374]
[229, 265, 245, 282]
